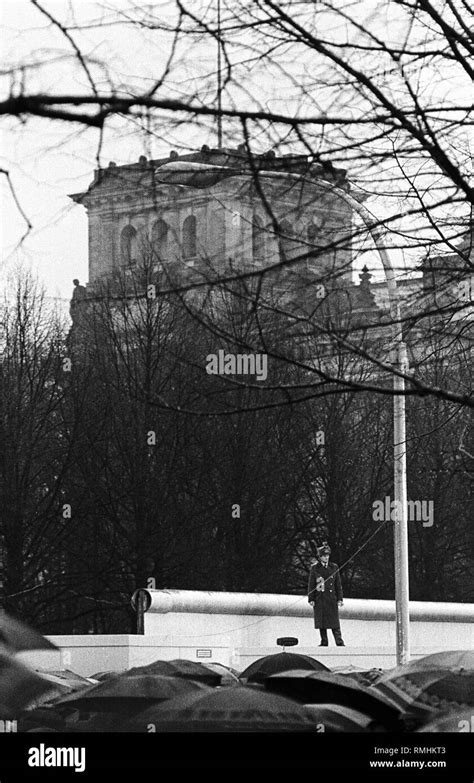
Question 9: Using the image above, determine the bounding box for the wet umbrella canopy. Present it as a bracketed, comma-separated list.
[377, 650, 474, 683]
[0, 652, 58, 718]
[416, 706, 474, 733]
[120, 685, 319, 732]
[124, 659, 221, 686]
[26, 674, 74, 710]
[35, 670, 97, 691]
[335, 667, 385, 687]
[91, 671, 125, 681]
[201, 663, 241, 686]
[373, 668, 474, 712]
[403, 650, 474, 672]
[42, 678, 211, 733]
[239, 652, 329, 684]
[53, 673, 209, 712]
[264, 669, 402, 728]
[18, 706, 69, 733]
[303, 703, 385, 732]
[0, 612, 57, 652]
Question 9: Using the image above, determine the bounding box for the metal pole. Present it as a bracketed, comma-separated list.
[306, 179, 411, 664]
[136, 590, 146, 634]
[393, 341, 410, 663]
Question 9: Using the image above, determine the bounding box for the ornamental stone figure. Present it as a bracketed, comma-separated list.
[69, 279, 88, 324]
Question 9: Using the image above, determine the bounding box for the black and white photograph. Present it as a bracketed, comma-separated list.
[0, 0, 473, 777]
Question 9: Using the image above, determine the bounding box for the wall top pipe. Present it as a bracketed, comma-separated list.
[130, 589, 474, 623]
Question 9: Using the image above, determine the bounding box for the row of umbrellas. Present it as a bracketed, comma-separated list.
[0, 613, 61, 717]
[1, 610, 473, 733]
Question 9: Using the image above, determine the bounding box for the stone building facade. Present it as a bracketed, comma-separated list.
[69, 146, 472, 374]
[69, 145, 353, 298]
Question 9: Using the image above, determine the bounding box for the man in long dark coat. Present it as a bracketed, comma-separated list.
[308, 543, 345, 646]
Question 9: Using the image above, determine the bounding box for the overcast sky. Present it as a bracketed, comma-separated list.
[1, 0, 469, 305]
[0, 1, 181, 302]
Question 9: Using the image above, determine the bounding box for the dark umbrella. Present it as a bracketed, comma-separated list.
[373, 668, 474, 714]
[377, 650, 474, 684]
[239, 652, 329, 684]
[120, 685, 319, 732]
[416, 707, 474, 733]
[27, 670, 98, 709]
[26, 675, 73, 709]
[335, 667, 385, 687]
[17, 706, 68, 733]
[0, 612, 57, 652]
[35, 670, 97, 691]
[56, 675, 211, 732]
[264, 669, 402, 728]
[91, 671, 125, 681]
[201, 663, 241, 686]
[404, 650, 474, 672]
[0, 653, 57, 718]
[303, 703, 387, 732]
[124, 659, 221, 686]
[53, 673, 208, 712]
[25, 727, 59, 733]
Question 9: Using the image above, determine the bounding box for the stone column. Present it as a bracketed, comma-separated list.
[87, 212, 103, 282]
[100, 215, 117, 278]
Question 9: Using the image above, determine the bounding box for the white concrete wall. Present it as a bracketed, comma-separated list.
[18, 636, 232, 678]
[133, 590, 473, 672]
[17, 591, 473, 677]
[137, 609, 473, 652]
[20, 638, 465, 678]
[135, 590, 474, 652]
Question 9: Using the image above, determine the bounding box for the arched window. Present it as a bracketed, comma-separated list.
[307, 220, 325, 268]
[182, 214, 197, 259]
[279, 219, 294, 262]
[120, 225, 137, 266]
[252, 214, 264, 260]
[307, 223, 317, 244]
[152, 219, 168, 260]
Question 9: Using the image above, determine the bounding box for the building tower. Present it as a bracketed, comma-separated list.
[69, 146, 354, 307]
